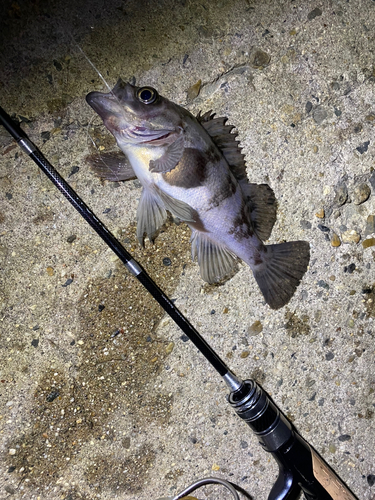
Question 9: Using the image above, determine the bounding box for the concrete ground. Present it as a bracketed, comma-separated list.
[0, 0, 374, 499]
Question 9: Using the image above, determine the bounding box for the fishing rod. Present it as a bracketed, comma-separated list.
[0, 105, 358, 500]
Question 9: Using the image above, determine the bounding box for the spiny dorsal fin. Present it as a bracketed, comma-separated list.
[196, 110, 247, 181]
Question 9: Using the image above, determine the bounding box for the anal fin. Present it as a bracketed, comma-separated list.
[191, 231, 237, 283]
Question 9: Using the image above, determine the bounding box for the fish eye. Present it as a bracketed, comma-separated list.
[137, 87, 158, 104]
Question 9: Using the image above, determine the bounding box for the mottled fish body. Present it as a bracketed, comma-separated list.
[86, 80, 309, 309]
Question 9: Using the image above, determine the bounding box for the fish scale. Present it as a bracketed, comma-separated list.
[86, 79, 310, 309]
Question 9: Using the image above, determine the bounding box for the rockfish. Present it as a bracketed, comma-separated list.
[86, 79, 309, 309]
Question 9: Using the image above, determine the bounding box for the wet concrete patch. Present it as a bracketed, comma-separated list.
[4, 221, 191, 497]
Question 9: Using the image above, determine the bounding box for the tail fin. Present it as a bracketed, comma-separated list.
[253, 241, 310, 309]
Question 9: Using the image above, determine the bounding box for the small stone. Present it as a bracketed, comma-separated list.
[307, 7, 322, 20]
[162, 257, 172, 266]
[365, 215, 375, 236]
[248, 320, 263, 336]
[338, 434, 351, 442]
[66, 234, 77, 244]
[46, 390, 59, 402]
[31, 338, 39, 347]
[62, 278, 73, 287]
[212, 463, 220, 471]
[318, 280, 329, 289]
[313, 106, 327, 125]
[367, 475, 375, 487]
[187, 79, 201, 100]
[165, 342, 175, 355]
[356, 140, 370, 154]
[300, 220, 312, 229]
[325, 352, 334, 361]
[352, 183, 371, 205]
[370, 171, 375, 191]
[8, 448, 16, 455]
[341, 230, 360, 244]
[315, 208, 325, 218]
[46, 266, 54, 276]
[305, 101, 313, 113]
[330, 232, 341, 247]
[318, 224, 330, 232]
[240, 351, 250, 358]
[312, 145, 319, 153]
[363, 237, 375, 249]
[333, 183, 348, 206]
[344, 263, 356, 274]
[249, 49, 271, 69]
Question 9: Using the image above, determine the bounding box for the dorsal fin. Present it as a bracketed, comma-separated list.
[196, 110, 247, 181]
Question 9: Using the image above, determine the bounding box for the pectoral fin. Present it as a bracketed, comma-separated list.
[191, 230, 237, 283]
[158, 189, 196, 222]
[86, 151, 136, 182]
[136, 186, 195, 244]
[149, 135, 185, 173]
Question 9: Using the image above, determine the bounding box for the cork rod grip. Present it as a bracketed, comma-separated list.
[310, 447, 357, 500]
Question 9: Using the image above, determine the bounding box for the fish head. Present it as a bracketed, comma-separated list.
[86, 79, 184, 148]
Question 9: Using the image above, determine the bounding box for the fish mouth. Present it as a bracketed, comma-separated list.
[86, 89, 173, 144]
[126, 126, 172, 144]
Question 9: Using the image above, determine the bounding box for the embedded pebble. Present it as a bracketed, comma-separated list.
[307, 7, 322, 20]
[344, 263, 356, 274]
[315, 208, 325, 218]
[365, 215, 375, 236]
[352, 183, 371, 205]
[165, 342, 175, 355]
[370, 171, 375, 190]
[247, 320, 263, 336]
[330, 232, 341, 247]
[341, 229, 360, 244]
[333, 184, 348, 206]
[356, 140, 370, 154]
[46, 266, 54, 276]
[313, 106, 327, 125]
[187, 79, 202, 100]
[249, 49, 271, 69]
[363, 237, 375, 249]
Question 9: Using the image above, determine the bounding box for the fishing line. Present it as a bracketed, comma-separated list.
[67, 32, 113, 95]
[68, 32, 126, 183]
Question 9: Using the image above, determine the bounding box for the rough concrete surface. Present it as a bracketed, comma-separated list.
[0, 0, 374, 499]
